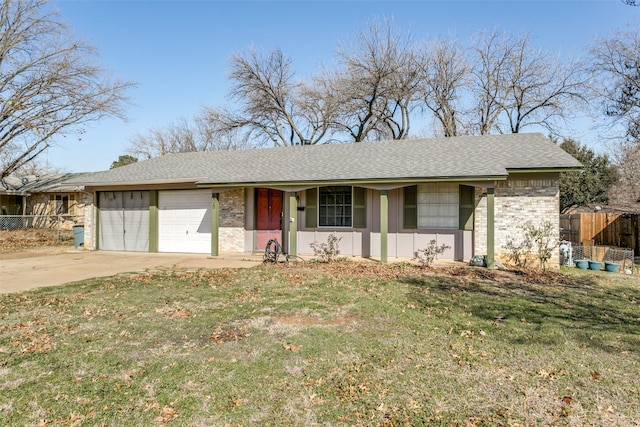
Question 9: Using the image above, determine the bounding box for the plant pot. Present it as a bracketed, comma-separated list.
[588, 261, 602, 271]
[575, 260, 589, 270]
[604, 262, 619, 273]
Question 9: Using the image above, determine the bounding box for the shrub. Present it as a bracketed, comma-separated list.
[310, 233, 342, 262]
[503, 221, 557, 270]
[524, 220, 558, 271]
[503, 234, 533, 268]
[415, 239, 451, 267]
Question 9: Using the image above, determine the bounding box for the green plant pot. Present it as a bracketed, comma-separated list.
[604, 262, 619, 273]
[575, 260, 589, 270]
[588, 261, 602, 271]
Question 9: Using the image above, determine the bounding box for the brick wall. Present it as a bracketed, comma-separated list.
[81, 192, 94, 250]
[474, 174, 560, 266]
[219, 189, 245, 251]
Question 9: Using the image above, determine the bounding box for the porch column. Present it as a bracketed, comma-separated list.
[380, 190, 388, 263]
[288, 192, 297, 258]
[486, 187, 495, 269]
[211, 192, 219, 256]
[148, 190, 158, 253]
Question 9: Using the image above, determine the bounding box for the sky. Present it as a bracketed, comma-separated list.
[41, 0, 640, 173]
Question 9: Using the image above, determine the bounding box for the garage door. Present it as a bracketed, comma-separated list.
[99, 191, 150, 252]
[158, 190, 212, 254]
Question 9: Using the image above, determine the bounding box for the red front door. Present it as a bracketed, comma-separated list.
[255, 188, 283, 250]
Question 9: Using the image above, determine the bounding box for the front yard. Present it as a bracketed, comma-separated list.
[0, 229, 74, 253]
[1, 262, 638, 426]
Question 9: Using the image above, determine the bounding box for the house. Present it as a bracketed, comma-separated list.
[67, 133, 582, 266]
[0, 173, 89, 229]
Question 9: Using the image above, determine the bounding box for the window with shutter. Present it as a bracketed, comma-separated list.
[403, 186, 417, 229]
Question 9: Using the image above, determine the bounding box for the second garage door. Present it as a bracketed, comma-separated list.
[158, 190, 212, 254]
[99, 191, 150, 252]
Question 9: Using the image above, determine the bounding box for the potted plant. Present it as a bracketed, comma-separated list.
[588, 260, 602, 271]
[604, 262, 619, 273]
[575, 259, 589, 270]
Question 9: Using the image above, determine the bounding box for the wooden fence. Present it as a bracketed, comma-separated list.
[560, 212, 639, 253]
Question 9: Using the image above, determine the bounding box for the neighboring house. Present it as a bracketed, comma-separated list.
[0, 173, 89, 229]
[67, 133, 581, 266]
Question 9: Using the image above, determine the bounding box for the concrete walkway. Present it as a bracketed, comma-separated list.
[0, 249, 263, 294]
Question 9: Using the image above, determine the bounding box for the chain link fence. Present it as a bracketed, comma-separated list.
[0, 215, 84, 242]
[560, 242, 635, 274]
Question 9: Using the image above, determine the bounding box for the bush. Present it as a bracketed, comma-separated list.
[310, 233, 342, 262]
[503, 235, 533, 269]
[415, 239, 451, 267]
[503, 221, 557, 270]
[524, 221, 558, 271]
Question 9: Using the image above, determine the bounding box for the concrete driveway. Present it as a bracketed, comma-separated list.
[0, 249, 263, 294]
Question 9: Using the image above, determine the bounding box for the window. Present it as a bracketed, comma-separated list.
[319, 186, 352, 227]
[54, 195, 69, 214]
[306, 186, 366, 229]
[417, 183, 459, 229]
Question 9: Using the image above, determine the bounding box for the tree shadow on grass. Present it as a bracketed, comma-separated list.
[402, 270, 640, 354]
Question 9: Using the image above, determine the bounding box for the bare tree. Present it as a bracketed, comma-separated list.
[328, 18, 420, 141]
[502, 37, 586, 134]
[127, 113, 252, 160]
[608, 140, 640, 204]
[470, 29, 586, 135]
[589, 25, 640, 206]
[415, 36, 469, 137]
[590, 26, 640, 142]
[194, 110, 252, 151]
[127, 119, 191, 160]
[206, 48, 334, 147]
[470, 29, 514, 135]
[0, 0, 134, 178]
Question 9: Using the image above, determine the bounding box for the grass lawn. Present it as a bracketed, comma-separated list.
[1, 262, 638, 426]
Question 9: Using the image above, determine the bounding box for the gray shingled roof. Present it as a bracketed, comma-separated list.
[69, 133, 582, 187]
[1, 173, 88, 195]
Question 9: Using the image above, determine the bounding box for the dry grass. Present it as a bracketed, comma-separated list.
[0, 262, 638, 426]
[0, 229, 74, 252]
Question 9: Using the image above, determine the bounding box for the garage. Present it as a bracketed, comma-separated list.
[158, 189, 212, 254]
[98, 191, 150, 252]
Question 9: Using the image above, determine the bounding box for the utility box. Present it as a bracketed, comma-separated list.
[73, 225, 84, 249]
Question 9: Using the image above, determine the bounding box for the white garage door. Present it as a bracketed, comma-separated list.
[99, 191, 150, 252]
[158, 190, 212, 254]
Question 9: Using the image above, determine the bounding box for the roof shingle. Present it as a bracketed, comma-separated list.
[68, 133, 582, 187]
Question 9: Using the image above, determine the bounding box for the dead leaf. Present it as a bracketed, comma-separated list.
[562, 396, 573, 405]
[284, 343, 301, 352]
[226, 396, 241, 409]
[153, 405, 178, 423]
[591, 370, 601, 380]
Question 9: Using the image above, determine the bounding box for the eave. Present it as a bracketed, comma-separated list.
[195, 175, 508, 189]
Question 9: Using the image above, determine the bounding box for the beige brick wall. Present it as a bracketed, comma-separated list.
[81, 192, 94, 250]
[474, 174, 560, 266]
[219, 189, 245, 251]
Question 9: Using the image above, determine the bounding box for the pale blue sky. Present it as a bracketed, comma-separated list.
[45, 0, 640, 172]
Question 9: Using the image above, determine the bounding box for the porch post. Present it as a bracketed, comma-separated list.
[211, 192, 219, 256]
[148, 190, 158, 253]
[380, 190, 388, 263]
[288, 192, 297, 258]
[486, 187, 495, 269]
